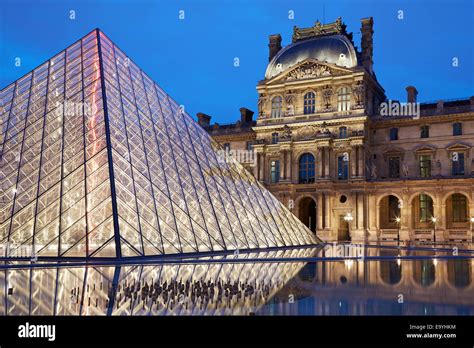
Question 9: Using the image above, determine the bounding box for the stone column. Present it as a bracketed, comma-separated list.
[317, 194, 324, 230]
[400, 191, 411, 241]
[357, 192, 365, 230]
[358, 146, 364, 177]
[280, 150, 286, 181]
[253, 153, 259, 179]
[316, 147, 323, 179]
[435, 190, 445, 242]
[324, 192, 331, 229]
[286, 149, 292, 182]
[324, 147, 330, 178]
[350, 148, 357, 178]
[367, 193, 377, 241]
[259, 152, 265, 183]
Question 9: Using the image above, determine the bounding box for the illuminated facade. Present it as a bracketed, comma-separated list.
[205, 17, 474, 243]
[0, 29, 318, 259]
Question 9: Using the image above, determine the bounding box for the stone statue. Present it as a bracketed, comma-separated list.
[257, 94, 266, 117]
[322, 86, 333, 111]
[435, 160, 442, 176]
[321, 122, 331, 135]
[401, 161, 409, 178]
[370, 162, 377, 179]
[353, 81, 365, 108]
[286, 104, 294, 116]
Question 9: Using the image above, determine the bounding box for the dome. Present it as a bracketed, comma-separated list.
[265, 35, 358, 80]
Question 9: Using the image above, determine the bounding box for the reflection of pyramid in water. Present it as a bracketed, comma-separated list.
[0, 29, 319, 258]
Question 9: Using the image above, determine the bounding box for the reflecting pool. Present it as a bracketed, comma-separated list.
[1, 244, 473, 315]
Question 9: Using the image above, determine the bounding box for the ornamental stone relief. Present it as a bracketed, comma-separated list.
[286, 63, 332, 81]
[352, 81, 365, 109]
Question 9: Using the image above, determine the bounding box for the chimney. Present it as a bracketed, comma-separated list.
[239, 107, 254, 124]
[360, 17, 374, 74]
[196, 112, 211, 127]
[268, 34, 282, 62]
[406, 86, 418, 103]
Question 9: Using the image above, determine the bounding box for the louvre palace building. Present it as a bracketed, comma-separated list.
[203, 17, 474, 243]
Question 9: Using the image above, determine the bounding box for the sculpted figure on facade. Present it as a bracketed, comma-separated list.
[322, 86, 333, 111]
[353, 81, 365, 109]
[257, 94, 267, 118]
[435, 160, 442, 176]
[401, 161, 409, 177]
[286, 63, 331, 81]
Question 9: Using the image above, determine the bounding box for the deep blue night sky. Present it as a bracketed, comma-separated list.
[1, 0, 473, 124]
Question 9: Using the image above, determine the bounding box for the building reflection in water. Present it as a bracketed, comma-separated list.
[260, 246, 474, 316]
[0, 246, 473, 316]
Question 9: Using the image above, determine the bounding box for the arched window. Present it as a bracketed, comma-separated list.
[451, 193, 467, 222]
[419, 194, 433, 223]
[271, 96, 282, 118]
[337, 87, 351, 112]
[299, 153, 315, 183]
[303, 92, 316, 115]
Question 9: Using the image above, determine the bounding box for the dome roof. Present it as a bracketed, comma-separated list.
[265, 35, 358, 79]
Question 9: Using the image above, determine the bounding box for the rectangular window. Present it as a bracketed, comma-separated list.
[223, 143, 230, 151]
[339, 127, 347, 139]
[388, 156, 400, 178]
[419, 155, 431, 178]
[246, 141, 253, 151]
[270, 160, 280, 183]
[452, 152, 465, 175]
[420, 125, 429, 138]
[271, 133, 278, 144]
[304, 92, 316, 115]
[453, 122, 462, 136]
[389, 128, 398, 141]
[337, 155, 348, 180]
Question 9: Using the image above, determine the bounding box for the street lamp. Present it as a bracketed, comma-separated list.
[431, 216, 437, 243]
[395, 217, 401, 244]
[344, 213, 354, 242]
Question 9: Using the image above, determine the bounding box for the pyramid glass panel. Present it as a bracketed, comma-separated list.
[0, 29, 319, 259]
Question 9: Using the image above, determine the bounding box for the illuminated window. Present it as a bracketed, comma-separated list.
[337, 87, 350, 111]
[271, 96, 282, 118]
[270, 160, 280, 183]
[419, 155, 431, 178]
[451, 194, 467, 222]
[419, 194, 433, 223]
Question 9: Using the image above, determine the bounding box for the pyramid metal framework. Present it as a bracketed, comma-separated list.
[0, 29, 318, 259]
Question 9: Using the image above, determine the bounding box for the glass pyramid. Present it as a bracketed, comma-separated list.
[0, 29, 319, 259]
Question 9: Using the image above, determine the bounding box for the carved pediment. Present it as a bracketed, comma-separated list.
[285, 62, 333, 81]
[267, 59, 352, 84]
[414, 144, 437, 153]
[447, 142, 470, 151]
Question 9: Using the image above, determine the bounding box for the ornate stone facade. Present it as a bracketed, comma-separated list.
[204, 17, 474, 243]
